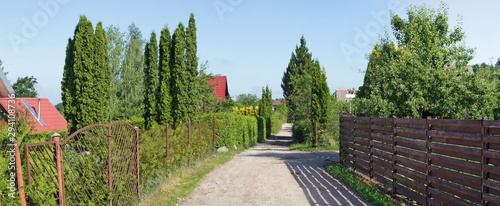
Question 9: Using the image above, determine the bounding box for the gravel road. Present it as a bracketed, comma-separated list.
[182, 123, 370, 206]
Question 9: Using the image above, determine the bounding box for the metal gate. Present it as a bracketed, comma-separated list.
[25, 121, 139, 205]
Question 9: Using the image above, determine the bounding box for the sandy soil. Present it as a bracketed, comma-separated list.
[181, 123, 370, 206]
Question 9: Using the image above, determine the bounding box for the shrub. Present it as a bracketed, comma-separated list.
[256, 116, 266, 142]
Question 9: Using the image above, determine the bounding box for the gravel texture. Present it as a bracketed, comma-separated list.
[182, 123, 370, 206]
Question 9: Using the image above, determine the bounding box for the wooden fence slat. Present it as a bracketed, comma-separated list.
[395, 146, 426, 162]
[483, 193, 500, 205]
[353, 143, 370, 154]
[395, 137, 427, 151]
[354, 150, 370, 163]
[428, 176, 481, 204]
[371, 125, 393, 133]
[371, 133, 392, 143]
[354, 136, 370, 147]
[428, 154, 481, 176]
[372, 171, 392, 187]
[485, 135, 500, 144]
[484, 179, 500, 195]
[429, 142, 482, 161]
[484, 150, 500, 160]
[429, 165, 481, 190]
[341, 134, 354, 143]
[372, 141, 392, 153]
[395, 156, 426, 172]
[354, 130, 370, 139]
[429, 130, 482, 142]
[484, 164, 500, 182]
[394, 118, 426, 125]
[429, 119, 482, 127]
[395, 184, 427, 206]
[395, 165, 426, 184]
[395, 175, 426, 194]
[371, 149, 392, 162]
[428, 187, 472, 206]
[395, 127, 427, 139]
[372, 156, 392, 171]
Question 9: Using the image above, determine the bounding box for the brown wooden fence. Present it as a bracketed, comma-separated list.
[339, 115, 500, 206]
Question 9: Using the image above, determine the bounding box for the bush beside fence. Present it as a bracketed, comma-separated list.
[340, 115, 500, 206]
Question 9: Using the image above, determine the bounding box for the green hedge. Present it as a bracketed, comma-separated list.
[200, 112, 259, 147]
[256, 117, 266, 142]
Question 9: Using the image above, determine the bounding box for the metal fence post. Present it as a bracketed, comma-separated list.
[135, 127, 140, 199]
[107, 128, 112, 206]
[13, 140, 27, 206]
[166, 123, 169, 159]
[199, 120, 202, 160]
[52, 133, 65, 205]
[188, 120, 191, 168]
[25, 144, 32, 205]
[212, 116, 216, 156]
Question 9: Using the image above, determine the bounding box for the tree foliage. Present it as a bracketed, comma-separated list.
[311, 63, 330, 126]
[62, 16, 110, 133]
[235, 93, 260, 107]
[158, 25, 173, 125]
[171, 22, 189, 125]
[143, 31, 159, 128]
[281, 36, 315, 121]
[186, 13, 199, 121]
[355, 3, 496, 119]
[13, 76, 38, 97]
[258, 85, 272, 117]
[107, 23, 145, 121]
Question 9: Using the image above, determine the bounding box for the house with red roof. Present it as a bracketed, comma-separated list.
[0, 72, 67, 133]
[209, 76, 230, 100]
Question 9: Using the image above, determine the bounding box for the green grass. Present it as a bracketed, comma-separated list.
[289, 142, 339, 151]
[138, 147, 246, 206]
[324, 164, 394, 206]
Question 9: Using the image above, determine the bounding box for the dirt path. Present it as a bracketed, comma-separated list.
[182, 123, 370, 206]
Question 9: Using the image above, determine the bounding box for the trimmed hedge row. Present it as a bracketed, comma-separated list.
[200, 112, 259, 148]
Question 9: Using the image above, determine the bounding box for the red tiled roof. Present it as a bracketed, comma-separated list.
[0, 98, 67, 132]
[209, 76, 230, 100]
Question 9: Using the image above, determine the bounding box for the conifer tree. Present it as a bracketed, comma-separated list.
[171, 22, 188, 125]
[94, 22, 111, 123]
[62, 37, 75, 131]
[158, 26, 173, 125]
[186, 13, 199, 120]
[310, 61, 330, 126]
[143, 31, 159, 128]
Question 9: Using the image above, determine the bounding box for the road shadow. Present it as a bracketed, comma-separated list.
[243, 126, 370, 206]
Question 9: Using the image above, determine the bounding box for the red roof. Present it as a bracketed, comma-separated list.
[0, 98, 67, 133]
[209, 76, 230, 100]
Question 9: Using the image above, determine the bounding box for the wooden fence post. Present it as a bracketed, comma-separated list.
[481, 117, 486, 206]
[13, 140, 27, 206]
[212, 116, 216, 156]
[52, 133, 65, 205]
[166, 123, 169, 159]
[339, 113, 343, 165]
[188, 120, 191, 168]
[425, 117, 431, 205]
[369, 117, 373, 180]
[391, 118, 396, 193]
[353, 118, 357, 173]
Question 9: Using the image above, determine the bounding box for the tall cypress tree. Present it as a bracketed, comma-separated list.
[62, 16, 113, 133]
[62, 37, 75, 131]
[73, 16, 95, 133]
[171, 22, 188, 125]
[186, 13, 199, 121]
[158, 26, 173, 125]
[94, 22, 111, 123]
[143, 31, 159, 128]
[281, 36, 314, 121]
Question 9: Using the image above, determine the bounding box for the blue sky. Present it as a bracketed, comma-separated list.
[1, 0, 499, 104]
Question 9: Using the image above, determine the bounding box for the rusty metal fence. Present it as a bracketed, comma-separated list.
[340, 115, 500, 206]
[24, 121, 139, 205]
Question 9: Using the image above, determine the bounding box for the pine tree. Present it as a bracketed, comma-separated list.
[143, 31, 159, 128]
[171, 22, 188, 125]
[94, 22, 111, 123]
[158, 26, 173, 125]
[186, 13, 199, 121]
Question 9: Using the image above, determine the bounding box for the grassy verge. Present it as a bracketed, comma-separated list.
[289, 142, 339, 151]
[324, 164, 394, 206]
[138, 147, 246, 206]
